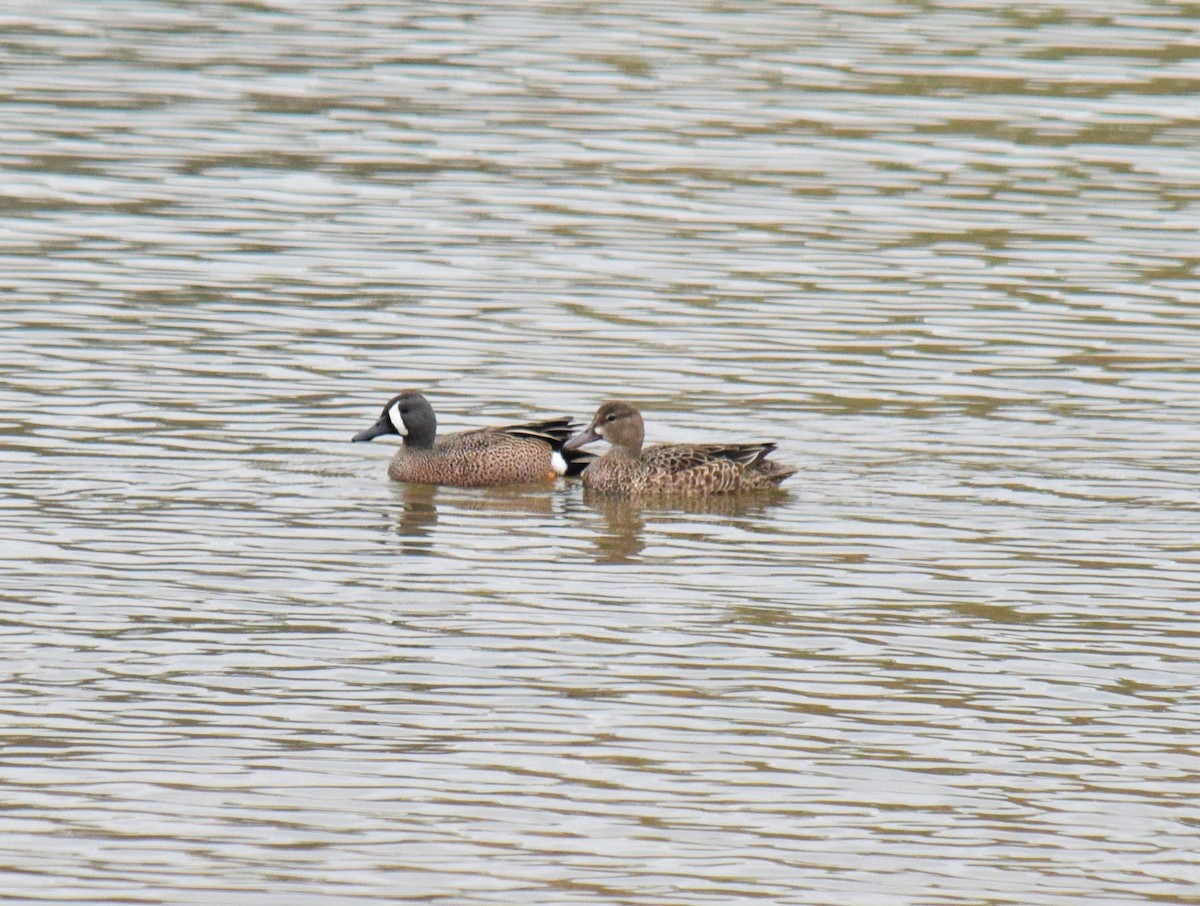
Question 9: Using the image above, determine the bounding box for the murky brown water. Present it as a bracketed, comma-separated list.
[2, 1, 1199, 902]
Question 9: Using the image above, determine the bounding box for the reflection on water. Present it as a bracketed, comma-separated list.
[389, 481, 440, 554]
[578, 489, 793, 564]
[2, 0, 1199, 903]
[378, 470, 794, 565]
[386, 481, 564, 556]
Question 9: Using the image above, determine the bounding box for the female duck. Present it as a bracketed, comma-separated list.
[564, 400, 795, 495]
[353, 390, 587, 487]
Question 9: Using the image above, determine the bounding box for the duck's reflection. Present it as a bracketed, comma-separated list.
[583, 492, 648, 563]
[388, 481, 560, 555]
[581, 489, 790, 564]
[389, 482, 439, 555]
[385, 481, 790, 563]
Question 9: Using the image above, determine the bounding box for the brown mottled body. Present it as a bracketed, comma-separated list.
[387, 424, 569, 486]
[581, 441, 792, 494]
[564, 401, 795, 496]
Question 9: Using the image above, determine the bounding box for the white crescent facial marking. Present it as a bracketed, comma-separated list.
[388, 402, 408, 436]
[550, 450, 567, 476]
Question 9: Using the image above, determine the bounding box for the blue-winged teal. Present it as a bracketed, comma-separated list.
[353, 390, 590, 487]
[564, 400, 796, 494]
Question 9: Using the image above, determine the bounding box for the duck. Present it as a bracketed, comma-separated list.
[563, 400, 795, 494]
[353, 390, 590, 487]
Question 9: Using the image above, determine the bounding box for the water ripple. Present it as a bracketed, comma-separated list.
[2, 0, 1199, 903]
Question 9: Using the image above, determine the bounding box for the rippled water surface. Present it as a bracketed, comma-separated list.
[3, 1, 1199, 902]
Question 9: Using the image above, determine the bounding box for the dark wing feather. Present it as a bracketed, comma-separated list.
[494, 416, 578, 447]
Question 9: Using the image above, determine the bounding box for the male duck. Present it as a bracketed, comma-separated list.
[564, 400, 796, 494]
[353, 390, 589, 487]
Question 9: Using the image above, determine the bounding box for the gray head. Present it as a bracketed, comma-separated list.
[351, 389, 437, 449]
[563, 400, 645, 457]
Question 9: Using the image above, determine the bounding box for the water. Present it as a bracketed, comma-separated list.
[2, 1, 1199, 902]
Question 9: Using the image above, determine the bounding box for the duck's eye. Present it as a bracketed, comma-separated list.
[605, 413, 617, 423]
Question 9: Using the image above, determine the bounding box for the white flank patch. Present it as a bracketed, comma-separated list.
[388, 402, 408, 436]
[550, 450, 567, 475]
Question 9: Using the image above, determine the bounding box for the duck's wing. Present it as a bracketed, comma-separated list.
[492, 416, 578, 446]
[643, 442, 777, 473]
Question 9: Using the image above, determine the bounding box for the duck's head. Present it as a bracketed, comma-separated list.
[352, 389, 437, 448]
[564, 400, 645, 457]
